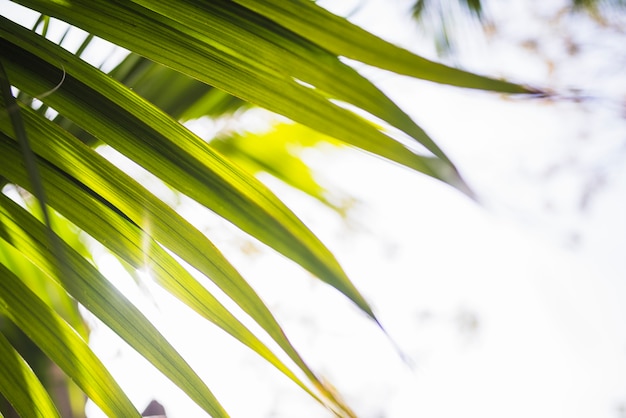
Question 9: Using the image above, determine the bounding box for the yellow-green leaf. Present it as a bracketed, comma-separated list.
[0, 262, 141, 418]
[0, 331, 61, 418]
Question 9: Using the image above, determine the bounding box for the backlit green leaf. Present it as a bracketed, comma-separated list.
[0, 18, 377, 322]
[233, 0, 532, 93]
[0, 117, 347, 415]
[0, 331, 61, 418]
[0, 194, 230, 418]
[0, 262, 140, 418]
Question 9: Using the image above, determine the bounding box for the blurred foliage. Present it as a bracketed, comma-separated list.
[411, 0, 626, 55]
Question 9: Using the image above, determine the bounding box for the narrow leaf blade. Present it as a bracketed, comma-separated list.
[0, 263, 141, 418]
[0, 331, 61, 418]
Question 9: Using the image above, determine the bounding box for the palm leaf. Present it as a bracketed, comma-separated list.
[0, 330, 61, 418]
[109, 53, 249, 122]
[0, 262, 142, 417]
[0, 99, 350, 416]
[0, 1, 534, 416]
[0, 20, 376, 320]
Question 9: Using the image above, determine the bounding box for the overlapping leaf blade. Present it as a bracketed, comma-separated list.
[0, 1, 533, 416]
[232, 0, 533, 93]
[0, 96, 351, 416]
[8, 0, 457, 178]
[0, 45, 361, 414]
[0, 192, 232, 417]
[0, 262, 141, 417]
[121, 0, 451, 160]
[0, 17, 377, 321]
[109, 53, 249, 122]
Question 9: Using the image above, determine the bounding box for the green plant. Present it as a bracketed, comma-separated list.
[0, 1, 537, 416]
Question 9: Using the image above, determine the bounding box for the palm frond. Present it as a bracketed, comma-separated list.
[0, 1, 535, 416]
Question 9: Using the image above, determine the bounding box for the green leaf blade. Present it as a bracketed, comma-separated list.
[0, 262, 141, 418]
[0, 193, 231, 418]
[0, 114, 341, 415]
[232, 0, 533, 93]
[0, 19, 379, 322]
[0, 331, 61, 418]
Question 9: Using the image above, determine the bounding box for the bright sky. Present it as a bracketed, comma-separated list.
[2, 0, 625, 417]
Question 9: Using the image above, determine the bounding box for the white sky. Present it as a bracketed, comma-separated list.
[2, 0, 626, 417]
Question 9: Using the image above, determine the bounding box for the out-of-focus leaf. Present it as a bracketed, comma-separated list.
[212, 123, 351, 214]
[413, 0, 483, 19]
[411, 0, 482, 55]
[410, 0, 626, 55]
[109, 53, 249, 121]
